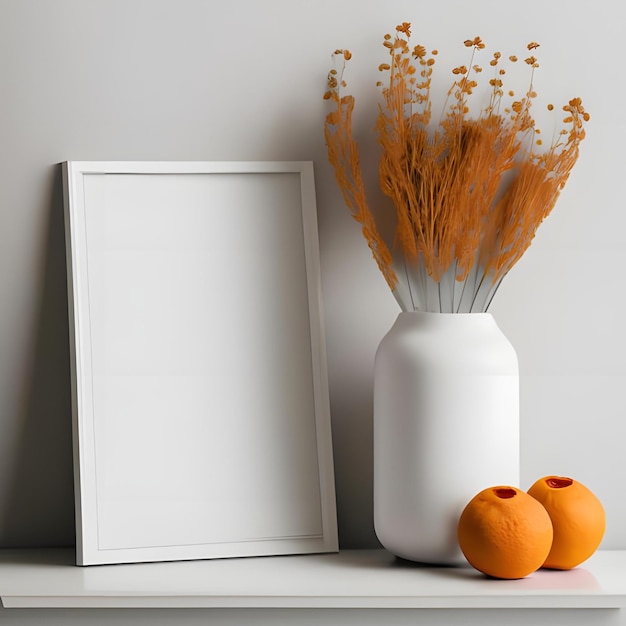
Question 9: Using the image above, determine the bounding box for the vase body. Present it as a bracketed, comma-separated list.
[373, 311, 519, 564]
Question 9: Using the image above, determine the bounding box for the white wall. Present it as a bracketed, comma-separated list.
[0, 0, 623, 550]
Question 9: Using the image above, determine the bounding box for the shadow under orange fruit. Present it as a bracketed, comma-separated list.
[527, 476, 605, 570]
[458, 486, 553, 579]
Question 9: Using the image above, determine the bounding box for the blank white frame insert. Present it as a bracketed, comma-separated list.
[62, 161, 338, 566]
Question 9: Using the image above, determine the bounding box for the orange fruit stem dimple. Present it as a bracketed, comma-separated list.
[546, 477, 573, 488]
[494, 488, 517, 499]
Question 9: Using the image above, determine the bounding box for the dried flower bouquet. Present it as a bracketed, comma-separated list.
[324, 23, 589, 312]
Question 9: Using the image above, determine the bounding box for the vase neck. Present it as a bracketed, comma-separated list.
[394, 311, 498, 332]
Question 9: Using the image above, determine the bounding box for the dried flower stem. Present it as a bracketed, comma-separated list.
[324, 51, 397, 289]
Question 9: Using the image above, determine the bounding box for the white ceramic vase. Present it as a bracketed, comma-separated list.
[373, 311, 520, 564]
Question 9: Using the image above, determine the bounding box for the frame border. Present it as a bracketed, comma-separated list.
[62, 160, 338, 565]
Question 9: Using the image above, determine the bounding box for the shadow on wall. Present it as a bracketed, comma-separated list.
[1, 165, 75, 547]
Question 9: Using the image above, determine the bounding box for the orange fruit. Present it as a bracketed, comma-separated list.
[527, 476, 605, 570]
[457, 486, 553, 579]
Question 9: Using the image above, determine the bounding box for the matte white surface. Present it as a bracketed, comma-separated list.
[0, 549, 625, 609]
[63, 161, 337, 565]
[0, 0, 625, 554]
[0, 609, 621, 626]
[374, 313, 519, 564]
[0, 608, 624, 626]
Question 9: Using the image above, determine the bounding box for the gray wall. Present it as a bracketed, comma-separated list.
[1, 0, 624, 550]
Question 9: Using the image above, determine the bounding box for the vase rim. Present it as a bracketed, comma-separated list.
[394, 310, 499, 329]
[399, 311, 493, 317]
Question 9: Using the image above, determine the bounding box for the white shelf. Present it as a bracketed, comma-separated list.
[0, 548, 625, 609]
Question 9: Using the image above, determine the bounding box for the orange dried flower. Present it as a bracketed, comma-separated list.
[396, 22, 411, 36]
[464, 36, 485, 49]
[323, 25, 589, 312]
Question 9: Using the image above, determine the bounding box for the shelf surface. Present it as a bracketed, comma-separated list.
[0, 548, 625, 609]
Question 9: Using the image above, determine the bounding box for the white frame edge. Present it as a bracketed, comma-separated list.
[62, 160, 338, 565]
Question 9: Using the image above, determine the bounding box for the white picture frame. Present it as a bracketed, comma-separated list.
[62, 161, 338, 566]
